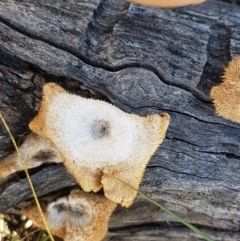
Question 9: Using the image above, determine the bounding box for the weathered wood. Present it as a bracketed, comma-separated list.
[0, 165, 77, 209]
[0, 0, 240, 240]
[106, 226, 240, 241]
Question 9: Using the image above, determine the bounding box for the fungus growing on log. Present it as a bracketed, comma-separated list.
[29, 83, 170, 207]
[22, 189, 117, 241]
[127, 0, 206, 8]
[0, 133, 64, 180]
[210, 55, 240, 123]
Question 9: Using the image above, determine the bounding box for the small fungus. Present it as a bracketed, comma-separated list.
[22, 189, 117, 241]
[29, 83, 170, 207]
[127, 0, 206, 8]
[210, 55, 240, 123]
[0, 133, 64, 180]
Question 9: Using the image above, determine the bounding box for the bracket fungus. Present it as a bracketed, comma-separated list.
[28, 83, 170, 207]
[127, 0, 206, 8]
[22, 189, 117, 241]
[0, 133, 64, 180]
[210, 55, 240, 123]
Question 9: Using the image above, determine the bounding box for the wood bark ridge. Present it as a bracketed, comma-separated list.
[0, 0, 240, 240]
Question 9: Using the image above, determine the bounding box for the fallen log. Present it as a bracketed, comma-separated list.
[0, 0, 240, 240]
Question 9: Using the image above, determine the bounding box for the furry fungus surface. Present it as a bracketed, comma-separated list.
[127, 0, 206, 8]
[0, 133, 64, 180]
[22, 189, 117, 241]
[29, 83, 170, 207]
[210, 55, 240, 123]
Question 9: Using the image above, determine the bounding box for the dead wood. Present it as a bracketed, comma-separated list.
[0, 0, 240, 240]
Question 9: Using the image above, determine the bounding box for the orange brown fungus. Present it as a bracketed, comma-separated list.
[22, 189, 117, 241]
[210, 55, 240, 123]
[0, 133, 64, 180]
[29, 83, 170, 207]
[127, 0, 206, 8]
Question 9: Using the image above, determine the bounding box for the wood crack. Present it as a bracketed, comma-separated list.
[197, 23, 232, 95]
[146, 165, 222, 181]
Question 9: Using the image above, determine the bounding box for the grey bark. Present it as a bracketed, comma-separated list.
[0, 0, 240, 240]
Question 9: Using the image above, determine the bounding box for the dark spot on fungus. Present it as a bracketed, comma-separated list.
[52, 200, 92, 227]
[33, 149, 55, 161]
[55, 202, 85, 216]
[91, 120, 110, 139]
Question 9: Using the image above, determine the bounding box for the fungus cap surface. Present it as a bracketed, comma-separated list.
[45, 94, 140, 169]
[210, 56, 240, 123]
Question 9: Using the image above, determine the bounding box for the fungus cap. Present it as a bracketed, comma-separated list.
[0, 133, 64, 180]
[210, 55, 240, 123]
[29, 83, 170, 207]
[22, 189, 117, 241]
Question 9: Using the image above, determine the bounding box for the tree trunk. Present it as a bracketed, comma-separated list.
[0, 0, 240, 240]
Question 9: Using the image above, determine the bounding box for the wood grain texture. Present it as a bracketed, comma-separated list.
[0, 0, 240, 240]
